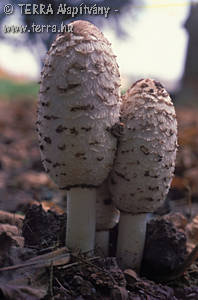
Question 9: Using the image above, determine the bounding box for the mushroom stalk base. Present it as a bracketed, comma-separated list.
[66, 187, 96, 254]
[116, 212, 149, 272]
[95, 230, 109, 256]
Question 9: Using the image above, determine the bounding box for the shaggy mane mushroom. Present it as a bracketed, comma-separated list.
[109, 78, 178, 271]
[37, 20, 121, 254]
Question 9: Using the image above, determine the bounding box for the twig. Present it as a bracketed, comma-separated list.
[49, 261, 54, 299]
[55, 277, 72, 295]
[59, 256, 100, 270]
[0, 247, 70, 272]
[71, 253, 117, 285]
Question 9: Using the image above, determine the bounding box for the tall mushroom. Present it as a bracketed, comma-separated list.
[37, 20, 121, 253]
[109, 79, 178, 270]
[96, 179, 119, 256]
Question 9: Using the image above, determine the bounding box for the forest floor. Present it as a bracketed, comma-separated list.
[0, 99, 198, 299]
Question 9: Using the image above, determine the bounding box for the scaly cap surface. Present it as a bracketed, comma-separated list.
[37, 20, 121, 189]
[109, 78, 177, 213]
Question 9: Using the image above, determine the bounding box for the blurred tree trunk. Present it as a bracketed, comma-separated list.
[178, 3, 198, 105]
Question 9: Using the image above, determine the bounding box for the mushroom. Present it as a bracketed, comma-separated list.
[95, 179, 120, 256]
[109, 79, 178, 270]
[37, 20, 121, 254]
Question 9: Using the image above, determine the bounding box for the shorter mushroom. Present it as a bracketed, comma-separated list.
[109, 79, 178, 271]
[96, 179, 119, 256]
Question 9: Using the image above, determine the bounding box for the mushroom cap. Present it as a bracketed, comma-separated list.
[37, 20, 121, 189]
[96, 179, 119, 231]
[109, 78, 178, 213]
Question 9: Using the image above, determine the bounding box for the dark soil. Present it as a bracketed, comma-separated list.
[17, 204, 198, 299]
[142, 218, 187, 280]
[22, 204, 66, 249]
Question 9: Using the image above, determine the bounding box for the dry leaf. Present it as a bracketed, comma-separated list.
[0, 283, 46, 300]
[0, 223, 24, 248]
[0, 210, 24, 230]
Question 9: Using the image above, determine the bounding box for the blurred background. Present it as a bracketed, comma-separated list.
[0, 0, 198, 245]
[0, 0, 198, 103]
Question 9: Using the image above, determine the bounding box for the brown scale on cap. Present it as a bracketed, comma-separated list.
[72, 20, 107, 42]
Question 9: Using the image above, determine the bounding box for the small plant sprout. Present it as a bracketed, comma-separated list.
[96, 179, 120, 256]
[37, 20, 121, 254]
[109, 79, 178, 271]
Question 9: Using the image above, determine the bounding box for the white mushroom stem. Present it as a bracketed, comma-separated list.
[95, 230, 109, 256]
[116, 212, 151, 272]
[109, 79, 177, 271]
[66, 187, 96, 254]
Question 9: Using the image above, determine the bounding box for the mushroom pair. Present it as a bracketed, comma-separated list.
[37, 20, 178, 271]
